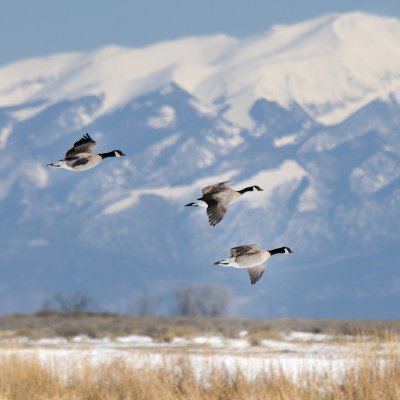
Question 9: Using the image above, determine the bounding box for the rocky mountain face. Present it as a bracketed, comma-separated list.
[0, 12, 399, 317]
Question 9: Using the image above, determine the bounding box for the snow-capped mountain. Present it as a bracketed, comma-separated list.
[0, 12, 399, 317]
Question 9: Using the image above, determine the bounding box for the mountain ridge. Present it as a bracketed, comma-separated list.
[2, 12, 400, 130]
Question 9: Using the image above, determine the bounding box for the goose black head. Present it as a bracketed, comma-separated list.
[253, 185, 263, 191]
[269, 246, 294, 255]
[114, 150, 126, 157]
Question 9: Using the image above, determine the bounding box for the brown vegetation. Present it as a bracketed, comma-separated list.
[0, 312, 400, 341]
[0, 351, 399, 399]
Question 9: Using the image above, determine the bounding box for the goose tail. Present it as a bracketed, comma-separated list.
[214, 257, 236, 267]
[47, 161, 63, 168]
[185, 200, 207, 208]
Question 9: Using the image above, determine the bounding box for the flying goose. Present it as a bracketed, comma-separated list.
[47, 133, 125, 171]
[214, 244, 293, 285]
[185, 181, 263, 226]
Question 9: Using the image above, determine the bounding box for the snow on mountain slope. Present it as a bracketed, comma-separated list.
[100, 160, 306, 215]
[0, 36, 237, 127]
[196, 12, 400, 127]
[1, 12, 400, 133]
[101, 169, 238, 215]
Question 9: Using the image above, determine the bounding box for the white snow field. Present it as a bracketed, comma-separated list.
[0, 331, 397, 382]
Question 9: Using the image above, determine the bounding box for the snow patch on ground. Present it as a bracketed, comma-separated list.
[115, 335, 153, 345]
[0, 331, 392, 383]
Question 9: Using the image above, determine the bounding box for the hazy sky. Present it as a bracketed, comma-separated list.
[1, 0, 399, 65]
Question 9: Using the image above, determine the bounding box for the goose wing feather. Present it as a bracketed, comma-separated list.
[66, 156, 90, 168]
[206, 200, 228, 226]
[202, 181, 232, 196]
[247, 263, 266, 285]
[230, 244, 259, 257]
[65, 133, 96, 157]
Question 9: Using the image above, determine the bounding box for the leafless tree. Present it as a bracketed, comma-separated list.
[41, 291, 96, 313]
[173, 283, 232, 317]
[134, 291, 162, 316]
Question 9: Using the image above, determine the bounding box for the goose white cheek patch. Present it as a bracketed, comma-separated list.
[195, 200, 208, 208]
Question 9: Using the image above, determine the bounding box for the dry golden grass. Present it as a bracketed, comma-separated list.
[0, 351, 399, 400]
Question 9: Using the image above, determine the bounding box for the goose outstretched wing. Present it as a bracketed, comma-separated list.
[247, 262, 266, 285]
[65, 133, 96, 157]
[202, 181, 232, 196]
[206, 200, 228, 226]
[230, 244, 259, 257]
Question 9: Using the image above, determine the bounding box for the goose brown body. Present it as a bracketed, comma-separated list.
[214, 245, 293, 285]
[47, 133, 125, 171]
[185, 181, 263, 226]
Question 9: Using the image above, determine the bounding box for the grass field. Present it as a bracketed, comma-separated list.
[0, 350, 399, 399]
[0, 313, 399, 399]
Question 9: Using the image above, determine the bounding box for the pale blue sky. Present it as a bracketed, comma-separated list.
[1, 0, 399, 65]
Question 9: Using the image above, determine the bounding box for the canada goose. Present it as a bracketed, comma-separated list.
[214, 244, 293, 285]
[47, 133, 125, 171]
[185, 181, 263, 226]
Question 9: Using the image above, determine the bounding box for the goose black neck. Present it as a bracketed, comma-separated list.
[99, 151, 115, 159]
[237, 186, 254, 195]
[269, 247, 286, 256]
